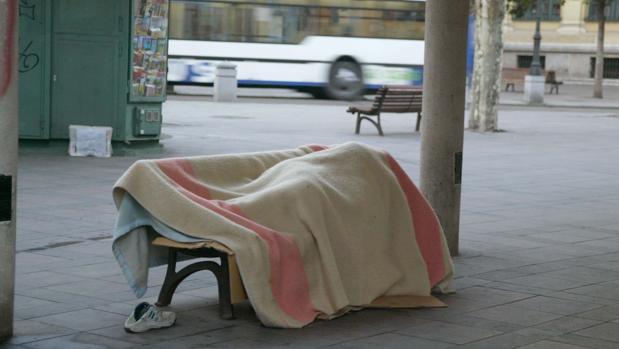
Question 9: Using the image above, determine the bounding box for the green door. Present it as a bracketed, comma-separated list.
[50, 0, 123, 139]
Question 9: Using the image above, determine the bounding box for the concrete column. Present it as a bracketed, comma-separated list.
[0, 0, 18, 342]
[558, 0, 586, 35]
[503, 10, 514, 33]
[420, 0, 469, 256]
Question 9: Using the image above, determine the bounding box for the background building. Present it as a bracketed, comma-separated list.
[503, 0, 619, 84]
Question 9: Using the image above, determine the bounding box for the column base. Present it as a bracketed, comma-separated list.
[524, 75, 545, 104]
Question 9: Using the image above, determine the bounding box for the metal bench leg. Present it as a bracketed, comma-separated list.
[156, 248, 179, 306]
[376, 114, 384, 136]
[156, 248, 234, 320]
[415, 112, 422, 132]
[355, 112, 362, 135]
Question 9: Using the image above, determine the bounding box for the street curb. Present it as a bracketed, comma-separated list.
[497, 101, 619, 110]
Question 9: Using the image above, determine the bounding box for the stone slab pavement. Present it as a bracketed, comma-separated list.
[4, 96, 619, 348]
[498, 84, 619, 110]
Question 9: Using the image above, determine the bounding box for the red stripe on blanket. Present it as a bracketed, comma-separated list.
[385, 154, 446, 287]
[156, 158, 317, 325]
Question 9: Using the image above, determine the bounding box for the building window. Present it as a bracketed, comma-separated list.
[590, 57, 619, 79]
[587, 1, 619, 21]
[513, 0, 562, 21]
[517, 55, 546, 69]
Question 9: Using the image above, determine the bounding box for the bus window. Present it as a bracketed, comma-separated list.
[170, 1, 425, 43]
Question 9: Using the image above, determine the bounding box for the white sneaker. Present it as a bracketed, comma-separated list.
[124, 302, 176, 333]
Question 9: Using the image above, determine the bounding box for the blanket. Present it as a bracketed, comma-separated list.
[112, 142, 454, 328]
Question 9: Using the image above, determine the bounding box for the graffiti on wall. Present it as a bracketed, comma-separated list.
[0, 0, 18, 96]
[18, 0, 39, 73]
[19, 41, 39, 73]
[19, 0, 35, 20]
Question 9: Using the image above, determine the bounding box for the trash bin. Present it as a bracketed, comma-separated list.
[214, 62, 237, 102]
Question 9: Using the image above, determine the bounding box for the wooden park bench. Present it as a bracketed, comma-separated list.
[152, 237, 247, 320]
[347, 85, 422, 136]
[502, 67, 563, 94]
[502, 67, 529, 92]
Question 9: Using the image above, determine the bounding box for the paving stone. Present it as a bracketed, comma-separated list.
[574, 323, 619, 343]
[20, 333, 135, 349]
[535, 316, 602, 334]
[8, 320, 76, 345]
[468, 304, 563, 327]
[32, 309, 127, 332]
[553, 333, 619, 349]
[15, 271, 84, 290]
[540, 266, 619, 284]
[573, 306, 619, 322]
[454, 286, 533, 304]
[16, 288, 110, 308]
[454, 328, 557, 349]
[89, 322, 231, 346]
[508, 296, 602, 316]
[45, 280, 132, 299]
[135, 333, 234, 349]
[502, 274, 596, 291]
[15, 302, 89, 320]
[566, 281, 619, 301]
[335, 332, 453, 349]
[13, 296, 58, 312]
[430, 314, 524, 333]
[517, 340, 591, 349]
[396, 321, 501, 345]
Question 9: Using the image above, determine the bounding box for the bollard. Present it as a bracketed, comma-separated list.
[214, 62, 237, 102]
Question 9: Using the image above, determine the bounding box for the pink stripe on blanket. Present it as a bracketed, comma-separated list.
[156, 159, 317, 325]
[306, 144, 329, 152]
[385, 154, 446, 287]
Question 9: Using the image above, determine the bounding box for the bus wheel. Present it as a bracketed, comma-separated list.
[325, 61, 364, 100]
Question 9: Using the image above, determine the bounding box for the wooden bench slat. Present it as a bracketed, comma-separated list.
[376, 97, 422, 103]
[378, 108, 421, 113]
[378, 103, 422, 108]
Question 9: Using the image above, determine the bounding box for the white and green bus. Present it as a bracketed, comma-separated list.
[168, 0, 425, 99]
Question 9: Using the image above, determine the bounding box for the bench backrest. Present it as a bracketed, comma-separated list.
[373, 85, 422, 113]
[502, 67, 529, 82]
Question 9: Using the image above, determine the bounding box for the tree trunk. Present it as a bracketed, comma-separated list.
[469, 0, 505, 132]
[593, 0, 606, 99]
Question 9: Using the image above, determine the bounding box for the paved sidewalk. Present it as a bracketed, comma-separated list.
[499, 84, 619, 109]
[4, 97, 619, 348]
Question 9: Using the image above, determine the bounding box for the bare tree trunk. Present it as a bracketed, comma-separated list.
[593, 0, 606, 99]
[469, 0, 505, 132]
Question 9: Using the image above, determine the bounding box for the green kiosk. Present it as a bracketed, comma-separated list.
[19, 0, 168, 143]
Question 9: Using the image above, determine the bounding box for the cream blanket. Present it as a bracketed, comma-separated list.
[113, 142, 453, 328]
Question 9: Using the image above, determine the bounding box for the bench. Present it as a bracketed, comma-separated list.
[152, 237, 247, 320]
[151, 237, 446, 320]
[502, 67, 563, 94]
[545, 70, 563, 94]
[502, 67, 529, 92]
[347, 85, 422, 136]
